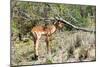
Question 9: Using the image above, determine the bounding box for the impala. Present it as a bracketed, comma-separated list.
[31, 20, 64, 60]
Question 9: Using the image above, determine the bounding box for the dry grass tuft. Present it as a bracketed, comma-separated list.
[11, 31, 96, 66]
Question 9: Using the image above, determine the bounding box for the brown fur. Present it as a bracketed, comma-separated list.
[31, 21, 64, 59]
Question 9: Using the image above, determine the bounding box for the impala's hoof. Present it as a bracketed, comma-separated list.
[34, 55, 38, 60]
[31, 55, 38, 60]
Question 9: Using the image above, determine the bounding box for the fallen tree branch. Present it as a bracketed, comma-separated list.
[58, 17, 96, 33]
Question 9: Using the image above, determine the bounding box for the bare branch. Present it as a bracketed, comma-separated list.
[58, 17, 96, 33]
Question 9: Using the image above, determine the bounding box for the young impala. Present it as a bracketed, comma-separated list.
[31, 20, 64, 60]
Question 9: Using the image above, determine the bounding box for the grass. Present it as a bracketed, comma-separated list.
[11, 31, 96, 66]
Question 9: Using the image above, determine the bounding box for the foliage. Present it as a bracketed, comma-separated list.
[11, 0, 96, 66]
[11, 1, 96, 38]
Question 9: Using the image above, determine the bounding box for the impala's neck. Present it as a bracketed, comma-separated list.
[48, 24, 57, 35]
[52, 24, 57, 34]
[54, 22, 61, 30]
[51, 23, 59, 34]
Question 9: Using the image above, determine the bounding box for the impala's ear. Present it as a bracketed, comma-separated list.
[53, 21, 57, 24]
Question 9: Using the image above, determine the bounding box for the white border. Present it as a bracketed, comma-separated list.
[21, 0, 96, 5]
[0, 0, 10, 67]
[0, 0, 98, 67]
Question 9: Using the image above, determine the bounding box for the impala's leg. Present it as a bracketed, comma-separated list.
[32, 32, 40, 60]
[33, 37, 38, 59]
[46, 35, 51, 54]
[34, 33, 41, 59]
[32, 33, 37, 59]
[35, 38, 39, 57]
[33, 39, 36, 55]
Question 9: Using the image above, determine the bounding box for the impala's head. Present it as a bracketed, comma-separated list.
[53, 20, 64, 29]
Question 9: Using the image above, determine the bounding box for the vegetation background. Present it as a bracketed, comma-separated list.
[11, 0, 96, 66]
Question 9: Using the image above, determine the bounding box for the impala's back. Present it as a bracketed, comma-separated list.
[31, 24, 56, 36]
